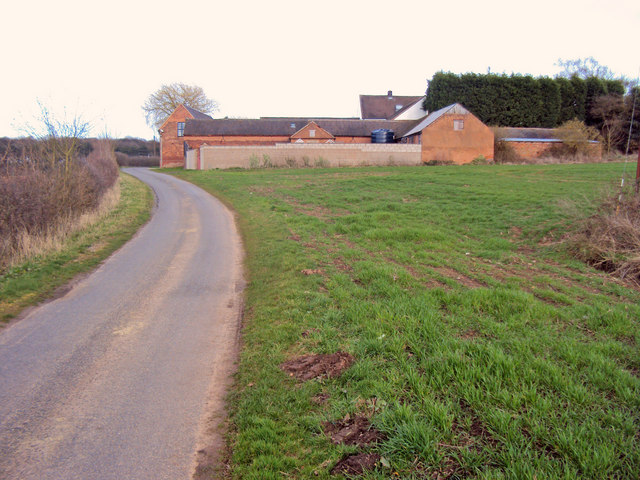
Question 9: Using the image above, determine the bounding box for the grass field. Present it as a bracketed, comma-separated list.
[0, 172, 153, 322]
[170, 163, 640, 480]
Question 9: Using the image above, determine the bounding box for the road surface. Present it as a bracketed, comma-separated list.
[0, 168, 244, 479]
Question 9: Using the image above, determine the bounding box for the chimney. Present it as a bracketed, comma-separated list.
[387, 90, 393, 98]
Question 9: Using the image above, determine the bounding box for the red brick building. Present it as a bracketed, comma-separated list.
[159, 100, 495, 168]
[495, 127, 602, 160]
[159, 104, 212, 167]
[402, 104, 494, 164]
[359, 91, 425, 120]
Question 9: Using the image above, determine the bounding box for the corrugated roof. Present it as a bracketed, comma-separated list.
[183, 105, 213, 120]
[493, 127, 557, 140]
[500, 138, 562, 143]
[500, 138, 599, 144]
[184, 118, 420, 138]
[402, 103, 470, 137]
[359, 94, 423, 119]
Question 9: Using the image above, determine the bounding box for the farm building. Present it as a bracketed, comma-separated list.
[359, 91, 426, 120]
[158, 104, 213, 167]
[494, 127, 602, 160]
[159, 95, 495, 168]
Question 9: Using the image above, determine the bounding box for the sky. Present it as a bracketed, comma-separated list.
[2, 0, 639, 140]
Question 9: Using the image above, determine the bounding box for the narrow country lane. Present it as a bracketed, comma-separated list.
[0, 168, 244, 480]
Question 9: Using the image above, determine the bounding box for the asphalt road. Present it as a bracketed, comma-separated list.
[0, 168, 244, 480]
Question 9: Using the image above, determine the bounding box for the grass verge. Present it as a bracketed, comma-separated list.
[0, 172, 153, 323]
[169, 163, 640, 479]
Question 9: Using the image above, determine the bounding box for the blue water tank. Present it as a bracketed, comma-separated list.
[371, 129, 394, 143]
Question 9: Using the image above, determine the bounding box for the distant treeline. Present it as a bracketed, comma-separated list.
[0, 137, 159, 158]
[424, 72, 626, 128]
[114, 137, 158, 157]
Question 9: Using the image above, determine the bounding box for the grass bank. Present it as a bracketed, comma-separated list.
[170, 163, 640, 479]
[0, 172, 153, 322]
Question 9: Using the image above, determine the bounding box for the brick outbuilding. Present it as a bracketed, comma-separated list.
[402, 104, 494, 164]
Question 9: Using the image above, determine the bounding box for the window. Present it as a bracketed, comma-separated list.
[309, 129, 316, 138]
[396, 104, 403, 111]
[453, 120, 464, 131]
[177, 122, 185, 137]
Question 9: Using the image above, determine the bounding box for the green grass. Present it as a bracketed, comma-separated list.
[169, 163, 640, 480]
[0, 172, 153, 322]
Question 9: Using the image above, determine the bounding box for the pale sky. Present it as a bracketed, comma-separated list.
[2, 0, 639, 140]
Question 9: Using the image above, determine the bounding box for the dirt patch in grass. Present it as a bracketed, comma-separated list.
[280, 195, 351, 220]
[323, 415, 384, 446]
[332, 257, 353, 273]
[509, 226, 523, 239]
[301, 268, 324, 276]
[312, 393, 330, 405]
[281, 352, 355, 381]
[247, 186, 276, 195]
[429, 457, 468, 480]
[434, 266, 485, 289]
[454, 399, 499, 450]
[331, 453, 381, 476]
[459, 329, 483, 340]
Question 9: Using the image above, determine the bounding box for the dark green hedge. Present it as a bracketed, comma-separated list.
[424, 72, 625, 128]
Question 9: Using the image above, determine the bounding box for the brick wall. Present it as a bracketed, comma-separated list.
[195, 143, 421, 169]
[420, 113, 494, 164]
[502, 140, 554, 159]
[499, 140, 602, 160]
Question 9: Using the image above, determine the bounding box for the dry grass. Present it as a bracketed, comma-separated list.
[0, 138, 119, 271]
[566, 187, 640, 285]
[6, 179, 121, 268]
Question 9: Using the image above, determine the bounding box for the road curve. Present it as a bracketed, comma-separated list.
[0, 168, 244, 480]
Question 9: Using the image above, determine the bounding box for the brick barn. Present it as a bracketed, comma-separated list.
[159, 94, 495, 168]
[158, 104, 212, 167]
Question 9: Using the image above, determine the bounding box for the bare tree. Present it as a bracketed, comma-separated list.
[556, 57, 617, 80]
[142, 83, 218, 130]
[590, 95, 627, 154]
[22, 101, 91, 175]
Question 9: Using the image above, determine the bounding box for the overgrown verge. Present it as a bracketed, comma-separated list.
[0, 172, 153, 322]
[170, 163, 640, 479]
[1, 138, 118, 269]
[566, 186, 640, 285]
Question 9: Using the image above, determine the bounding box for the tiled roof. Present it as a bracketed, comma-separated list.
[184, 118, 420, 139]
[359, 94, 423, 119]
[183, 105, 213, 120]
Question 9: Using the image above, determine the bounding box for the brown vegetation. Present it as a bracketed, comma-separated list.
[566, 188, 640, 286]
[281, 352, 354, 381]
[0, 137, 118, 270]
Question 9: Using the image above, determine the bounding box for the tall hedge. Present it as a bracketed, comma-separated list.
[424, 72, 625, 128]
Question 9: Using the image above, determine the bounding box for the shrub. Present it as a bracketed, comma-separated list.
[494, 141, 524, 164]
[0, 138, 118, 269]
[555, 119, 601, 156]
[565, 186, 640, 285]
[249, 154, 259, 169]
[423, 158, 454, 166]
[469, 155, 492, 165]
[285, 157, 297, 168]
[314, 156, 329, 168]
